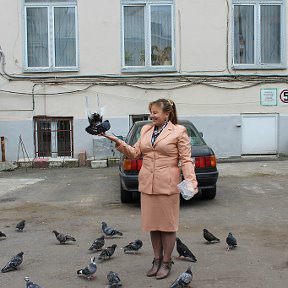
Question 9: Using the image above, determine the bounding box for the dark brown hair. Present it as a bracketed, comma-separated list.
[148, 98, 178, 124]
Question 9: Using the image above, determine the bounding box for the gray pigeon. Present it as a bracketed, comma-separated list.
[1, 252, 24, 273]
[16, 220, 25, 231]
[123, 239, 143, 254]
[0, 231, 6, 238]
[25, 276, 41, 288]
[176, 237, 197, 262]
[203, 229, 220, 244]
[98, 244, 117, 262]
[89, 235, 105, 252]
[77, 257, 97, 280]
[52, 230, 76, 244]
[101, 222, 123, 238]
[226, 232, 237, 250]
[170, 266, 193, 288]
[106, 271, 122, 287]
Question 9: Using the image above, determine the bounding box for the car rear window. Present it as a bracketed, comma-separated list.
[128, 122, 205, 146]
[184, 125, 205, 146]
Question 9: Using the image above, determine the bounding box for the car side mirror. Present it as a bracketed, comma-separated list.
[199, 132, 204, 137]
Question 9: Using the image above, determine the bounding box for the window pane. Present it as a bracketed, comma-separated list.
[27, 7, 49, 67]
[57, 120, 72, 156]
[151, 5, 172, 66]
[37, 120, 51, 157]
[124, 6, 145, 66]
[54, 7, 76, 67]
[261, 5, 281, 64]
[234, 5, 254, 64]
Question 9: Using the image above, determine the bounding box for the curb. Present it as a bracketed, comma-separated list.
[217, 155, 288, 164]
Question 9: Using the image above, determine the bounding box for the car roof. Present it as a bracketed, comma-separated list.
[133, 120, 192, 126]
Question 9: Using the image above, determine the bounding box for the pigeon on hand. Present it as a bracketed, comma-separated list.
[16, 220, 25, 231]
[85, 112, 111, 135]
[98, 244, 117, 262]
[0, 231, 6, 238]
[1, 252, 24, 273]
[52, 230, 76, 244]
[203, 229, 220, 244]
[106, 271, 122, 287]
[101, 222, 123, 238]
[170, 266, 193, 288]
[89, 235, 105, 252]
[176, 237, 197, 262]
[123, 239, 143, 254]
[226, 232, 237, 250]
[77, 257, 97, 280]
[24, 277, 41, 288]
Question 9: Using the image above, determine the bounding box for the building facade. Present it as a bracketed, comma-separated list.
[0, 0, 288, 162]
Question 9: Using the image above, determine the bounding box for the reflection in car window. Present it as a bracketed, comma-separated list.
[132, 127, 142, 145]
[184, 126, 204, 146]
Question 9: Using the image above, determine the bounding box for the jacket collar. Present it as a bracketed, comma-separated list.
[153, 121, 173, 146]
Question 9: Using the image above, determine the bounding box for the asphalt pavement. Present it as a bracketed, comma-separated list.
[0, 159, 288, 288]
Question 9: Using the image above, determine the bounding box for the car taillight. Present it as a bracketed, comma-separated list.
[195, 155, 216, 168]
[122, 159, 142, 171]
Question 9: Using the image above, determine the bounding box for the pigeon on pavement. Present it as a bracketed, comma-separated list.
[52, 230, 76, 244]
[24, 277, 41, 288]
[77, 257, 97, 280]
[106, 271, 122, 287]
[170, 266, 193, 288]
[226, 232, 237, 250]
[89, 235, 105, 252]
[176, 237, 197, 262]
[123, 239, 143, 254]
[101, 222, 123, 238]
[1, 252, 24, 273]
[0, 231, 6, 238]
[16, 220, 25, 231]
[98, 244, 117, 262]
[203, 229, 220, 244]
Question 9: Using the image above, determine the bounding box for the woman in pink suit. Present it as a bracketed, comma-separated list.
[101, 98, 198, 280]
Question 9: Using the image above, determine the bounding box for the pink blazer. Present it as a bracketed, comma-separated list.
[116, 121, 197, 195]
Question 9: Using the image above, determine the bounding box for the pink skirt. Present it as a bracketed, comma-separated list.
[141, 193, 180, 232]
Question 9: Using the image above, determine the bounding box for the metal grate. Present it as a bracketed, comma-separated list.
[34, 117, 73, 158]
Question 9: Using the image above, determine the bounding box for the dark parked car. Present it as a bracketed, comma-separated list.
[119, 120, 218, 203]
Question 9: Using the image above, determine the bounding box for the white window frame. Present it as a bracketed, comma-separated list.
[232, 0, 286, 69]
[121, 0, 176, 72]
[23, 0, 78, 72]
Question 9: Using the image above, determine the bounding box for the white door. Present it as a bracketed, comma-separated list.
[241, 114, 278, 155]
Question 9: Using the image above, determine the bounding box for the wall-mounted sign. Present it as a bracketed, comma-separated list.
[260, 88, 277, 106]
[279, 89, 288, 105]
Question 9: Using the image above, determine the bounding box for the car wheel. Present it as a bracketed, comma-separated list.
[120, 184, 133, 203]
[201, 187, 216, 200]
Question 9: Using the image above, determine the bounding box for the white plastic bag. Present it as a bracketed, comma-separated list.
[177, 180, 196, 200]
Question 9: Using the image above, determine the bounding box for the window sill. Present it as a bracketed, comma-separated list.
[121, 66, 177, 73]
[232, 64, 287, 70]
[23, 67, 79, 73]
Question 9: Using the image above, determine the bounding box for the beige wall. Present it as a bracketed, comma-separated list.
[0, 0, 288, 120]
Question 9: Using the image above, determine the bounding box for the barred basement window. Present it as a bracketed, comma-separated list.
[34, 117, 73, 158]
